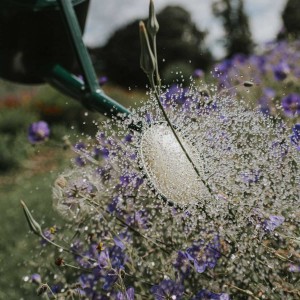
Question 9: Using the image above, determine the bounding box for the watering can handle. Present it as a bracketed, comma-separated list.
[46, 0, 131, 119]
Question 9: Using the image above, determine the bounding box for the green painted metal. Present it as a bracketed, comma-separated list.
[47, 65, 131, 118]
[1, 0, 85, 10]
[55, 0, 131, 118]
[57, 0, 99, 94]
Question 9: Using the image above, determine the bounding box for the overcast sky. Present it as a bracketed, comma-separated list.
[83, 0, 287, 58]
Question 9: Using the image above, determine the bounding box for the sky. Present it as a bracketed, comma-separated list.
[83, 0, 287, 58]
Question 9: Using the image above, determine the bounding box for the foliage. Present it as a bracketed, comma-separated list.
[161, 61, 194, 86]
[0, 147, 71, 299]
[213, 0, 254, 58]
[282, 0, 300, 38]
[0, 108, 37, 172]
[93, 5, 212, 87]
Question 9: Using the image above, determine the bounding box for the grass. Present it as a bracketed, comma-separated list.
[0, 145, 73, 299]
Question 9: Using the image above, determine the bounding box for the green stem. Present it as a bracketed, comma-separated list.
[41, 234, 96, 264]
[152, 36, 161, 88]
[228, 284, 260, 300]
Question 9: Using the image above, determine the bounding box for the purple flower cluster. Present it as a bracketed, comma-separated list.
[186, 235, 221, 273]
[192, 289, 230, 300]
[173, 234, 221, 277]
[150, 279, 230, 300]
[282, 93, 300, 117]
[28, 121, 50, 144]
[262, 215, 285, 232]
[212, 41, 300, 118]
[161, 84, 190, 106]
[290, 124, 300, 150]
[70, 236, 130, 298]
[151, 279, 184, 300]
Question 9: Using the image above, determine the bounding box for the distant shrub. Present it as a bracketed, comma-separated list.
[0, 132, 31, 172]
[161, 61, 194, 86]
[0, 108, 37, 135]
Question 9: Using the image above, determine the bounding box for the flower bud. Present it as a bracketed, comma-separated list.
[139, 21, 156, 76]
[21, 201, 43, 237]
[147, 0, 159, 38]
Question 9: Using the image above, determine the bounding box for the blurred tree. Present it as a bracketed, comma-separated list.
[281, 0, 300, 38]
[213, 0, 254, 58]
[90, 6, 212, 87]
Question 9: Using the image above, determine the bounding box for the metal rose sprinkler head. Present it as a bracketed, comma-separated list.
[139, 122, 205, 206]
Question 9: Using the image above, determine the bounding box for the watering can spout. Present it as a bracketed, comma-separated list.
[0, 0, 132, 119]
[47, 65, 131, 119]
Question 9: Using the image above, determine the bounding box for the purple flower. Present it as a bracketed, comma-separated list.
[241, 169, 260, 184]
[30, 273, 42, 285]
[74, 155, 86, 167]
[73, 143, 87, 166]
[115, 287, 135, 300]
[99, 76, 108, 86]
[150, 279, 184, 300]
[232, 53, 247, 64]
[186, 235, 221, 273]
[96, 166, 111, 181]
[213, 59, 232, 78]
[193, 69, 204, 79]
[273, 61, 290, 81]
[98, 245, 127, 290]
[107, 196, 120, 213]
[41, 227, 56, 246]
[258, 88, 276, 115]
[124, 134, 133, 143]
[161, 85, 190, 106]
[113, 230, 132, 250]
[281, 93, 300, 117]
[98, 246, 126, 270]
[173, 251, 191, 277]
[119, 173, 144, 189]
[192, 289, 230, 300]
[290, 124, 300, 151]
[74, 142, 86, 150]
[249, 55, 266, 74]
[263, 87, 276, 99]
[28, 121, 50, 144]
[94, 147, 110, 159]
[263, 215, 285, 232]
[288, 264, 300, 272]
[79, 272, 104, 299]
[125, 210, 148, 229]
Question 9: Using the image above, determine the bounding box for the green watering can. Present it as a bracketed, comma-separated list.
[0, 0, 131, 119]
